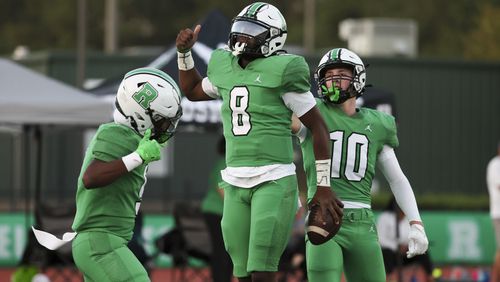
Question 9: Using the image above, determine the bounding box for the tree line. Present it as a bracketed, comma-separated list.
[1, 0, 499, 60]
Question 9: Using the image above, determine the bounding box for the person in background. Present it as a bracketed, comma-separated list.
[487, 141, 500, 282]
[71, 68, 182, 282]
[377, 197, 434, 282]
[292, 47, 428, 282]
[278, 206, 307, 282]
[176, 3, 342, 281]
[201, 136, 233, 282]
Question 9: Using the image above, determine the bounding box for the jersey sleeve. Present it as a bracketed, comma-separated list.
[381, 113, 399, 148]
[282, 91, 316, 117]
[282, 56, 311, 94]
[201, 77, 220, 99]
[92, 125, 139, 162]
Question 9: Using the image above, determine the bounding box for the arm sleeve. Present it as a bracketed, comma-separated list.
[282, 56, 311, 93]
[201, 77, 220, 99]
[377, 145, 421, 222]
[282, 91, 316, 117]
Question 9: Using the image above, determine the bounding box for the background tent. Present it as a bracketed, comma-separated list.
[0, 58, 112, 213]
[90, 9, 230, 129]
[0, 59, 112, 125]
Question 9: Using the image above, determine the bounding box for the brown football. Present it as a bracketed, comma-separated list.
[306, 204, 342, 245]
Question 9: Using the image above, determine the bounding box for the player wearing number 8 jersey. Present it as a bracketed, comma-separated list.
[209, 48, 307, 167]
[176, 3, 343, 282]
[292, 48, 429, 282]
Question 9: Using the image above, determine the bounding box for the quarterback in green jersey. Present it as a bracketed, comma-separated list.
[292, 48, 429, 282]
[176, 3, 342, 282]
[71, 68, 182, 282]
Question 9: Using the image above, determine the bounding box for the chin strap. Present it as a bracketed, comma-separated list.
[232, 42, 247, 56]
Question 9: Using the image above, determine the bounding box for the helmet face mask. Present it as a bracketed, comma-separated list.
[229, 2, 287, 57]
[149, 108, 182, 144]
[315, 48, 366, 104]
[114, 68, 182, 143]
[320, 72, 355, 104]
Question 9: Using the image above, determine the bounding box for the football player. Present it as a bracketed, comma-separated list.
[292, 48, 429, 282]
[176, 3, 343, 282]
[71, 68, 182, 282]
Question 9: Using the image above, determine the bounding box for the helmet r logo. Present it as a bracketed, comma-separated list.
[133, 82, 158, 109]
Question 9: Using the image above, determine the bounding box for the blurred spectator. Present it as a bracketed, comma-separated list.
[377, 197, 434, 282]
[201, 136, 232, 282]
[278, 206, 307, 282]
[487, 141, 500, 282]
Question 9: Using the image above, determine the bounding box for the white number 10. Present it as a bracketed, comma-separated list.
[330, 131, 369, 181]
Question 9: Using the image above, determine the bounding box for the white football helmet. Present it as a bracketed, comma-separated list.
[315, 48, 366, 104]
[229, 2, 287, 57]
[114, 67, 182, 143]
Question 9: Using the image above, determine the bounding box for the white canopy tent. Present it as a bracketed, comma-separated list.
[0, 58, 112, 125]
[0, 58, 112, 214]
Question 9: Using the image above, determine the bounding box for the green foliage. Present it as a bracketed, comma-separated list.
[463, 2, 500, 60]
[1, 0, 499, 60]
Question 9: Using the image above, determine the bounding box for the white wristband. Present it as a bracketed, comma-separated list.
[177, 51, 195, 71]
[316, 159, 331, 187]
[122, 152, 143, 172]
[295, 123, 308, 143]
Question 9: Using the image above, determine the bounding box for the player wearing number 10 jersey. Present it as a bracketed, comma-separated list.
[176, 3, 343, 281]
[293, 48, 429, 282]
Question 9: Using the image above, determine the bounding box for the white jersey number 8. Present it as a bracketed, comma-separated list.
[230, 87, 251, 136]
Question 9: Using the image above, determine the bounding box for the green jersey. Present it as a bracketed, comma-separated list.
[72, 123, 147, 241]
[301, 100, 399, 206]
[207, 49, 310, 167]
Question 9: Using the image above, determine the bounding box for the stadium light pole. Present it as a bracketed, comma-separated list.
[76, 0, 87, 89]
[303, 0, 316, 55]
[104, 0, 119, 54]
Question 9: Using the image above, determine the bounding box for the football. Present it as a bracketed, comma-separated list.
[306, 204, 342, 245]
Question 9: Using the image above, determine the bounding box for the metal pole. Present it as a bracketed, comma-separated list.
[303, 0, 316, 55]
[104, 0, 119, 54]
[76, 0, 87, 88]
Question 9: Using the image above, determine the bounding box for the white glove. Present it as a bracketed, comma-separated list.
[407, 223, 428, 258]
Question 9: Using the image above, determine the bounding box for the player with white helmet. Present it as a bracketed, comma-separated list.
[228, 2, 287, 57]
[72, 67, 182, 282]
[114, 67, 182, 143]
[315, 48, 366, 104]
[293, 48, 428, 281]
[176, 3, 342, 282]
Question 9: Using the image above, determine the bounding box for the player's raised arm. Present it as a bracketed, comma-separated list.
[176, 25, 213, 101]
